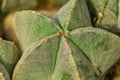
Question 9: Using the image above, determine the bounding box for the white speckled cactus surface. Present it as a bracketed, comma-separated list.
[0, 0, 120, 80]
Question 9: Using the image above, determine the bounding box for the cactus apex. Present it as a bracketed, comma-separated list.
[65, 31, 70, 36]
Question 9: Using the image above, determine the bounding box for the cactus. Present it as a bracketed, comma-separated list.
[86, 0, 120, 34]
[12, 0, 120, 80]
[0, 63, 10, 80]
[1, 0, 38, 13]
[0, 38, 20, 79]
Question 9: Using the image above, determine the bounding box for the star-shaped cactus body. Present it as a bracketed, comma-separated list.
[13, 0, 120, 80]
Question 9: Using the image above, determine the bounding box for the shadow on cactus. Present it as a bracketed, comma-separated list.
[12, 0, 120, 80]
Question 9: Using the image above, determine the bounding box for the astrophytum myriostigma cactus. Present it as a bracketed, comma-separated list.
[86, 0, 120, 34]
[0, 38, 20, 79]
[1, 0, 38, 13]
[13, 0, 120, 80]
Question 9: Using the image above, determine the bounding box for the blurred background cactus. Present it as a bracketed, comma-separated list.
[1, 0, 38, 13]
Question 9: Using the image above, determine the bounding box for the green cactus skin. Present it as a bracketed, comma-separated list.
[13, 0, 120, 80]
[0, 63, 10, 80]
[1, 0, 38, 13]
[86, 0, 120, 34]
[0, 38, 21, 78]
[55, 0, 92, 31]
[14, 11, 61, 52]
